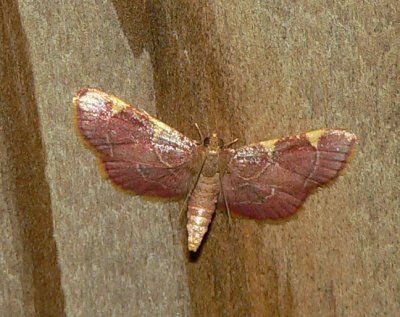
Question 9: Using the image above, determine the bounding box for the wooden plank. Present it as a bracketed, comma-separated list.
[2, 0, 398, 316]
[140, 1, 399, 316]
[1, 1, 64, 316]
[3, 1, 191, 316]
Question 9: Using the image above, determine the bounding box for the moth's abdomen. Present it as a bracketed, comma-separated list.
[187, 174, 220, 252]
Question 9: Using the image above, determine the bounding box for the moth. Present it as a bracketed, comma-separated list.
[74, 88, 357, 252]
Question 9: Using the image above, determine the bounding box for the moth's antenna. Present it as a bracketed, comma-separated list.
[218, 161, 232, 224]
[195, 123, 204, 142]
[225, 138, 239, 148]
[178, 153, 207, 221]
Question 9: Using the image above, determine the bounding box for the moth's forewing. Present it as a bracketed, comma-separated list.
[74, 88, 200, 198]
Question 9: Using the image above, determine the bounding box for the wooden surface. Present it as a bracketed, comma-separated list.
[1, 0, 399, 316]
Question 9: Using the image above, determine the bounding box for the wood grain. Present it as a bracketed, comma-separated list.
[1, 0, 398, 316]
[137, 1, 399, 316]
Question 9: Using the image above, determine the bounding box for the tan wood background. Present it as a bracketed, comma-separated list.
[1, 0, 398, 316]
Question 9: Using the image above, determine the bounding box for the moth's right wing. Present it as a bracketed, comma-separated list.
[74, 88, 204, 198]
[219, 129, 357, 219]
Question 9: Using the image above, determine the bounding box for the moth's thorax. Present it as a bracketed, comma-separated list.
[202, 133, 223, 177]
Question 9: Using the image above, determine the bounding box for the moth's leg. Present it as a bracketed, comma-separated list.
[178, 179, 196, 222]
[194, 123, 204, 143]
[178, 153, 207, 221]
[225, 138, 239, 148]
[219, 174, 232, 224]
[218, 160, 232, 225]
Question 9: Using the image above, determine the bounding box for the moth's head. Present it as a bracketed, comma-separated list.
[203, 133, 224, 150]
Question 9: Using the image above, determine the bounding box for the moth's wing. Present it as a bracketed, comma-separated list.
[74, 88, 203, 198]
[219, 129, 357, 219]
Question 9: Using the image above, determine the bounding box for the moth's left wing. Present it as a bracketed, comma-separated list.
[75, 88, 203, 198]
[219, 129, 357, 219]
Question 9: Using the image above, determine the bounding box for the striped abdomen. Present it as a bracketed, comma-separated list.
[187, 174, 220, 252]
